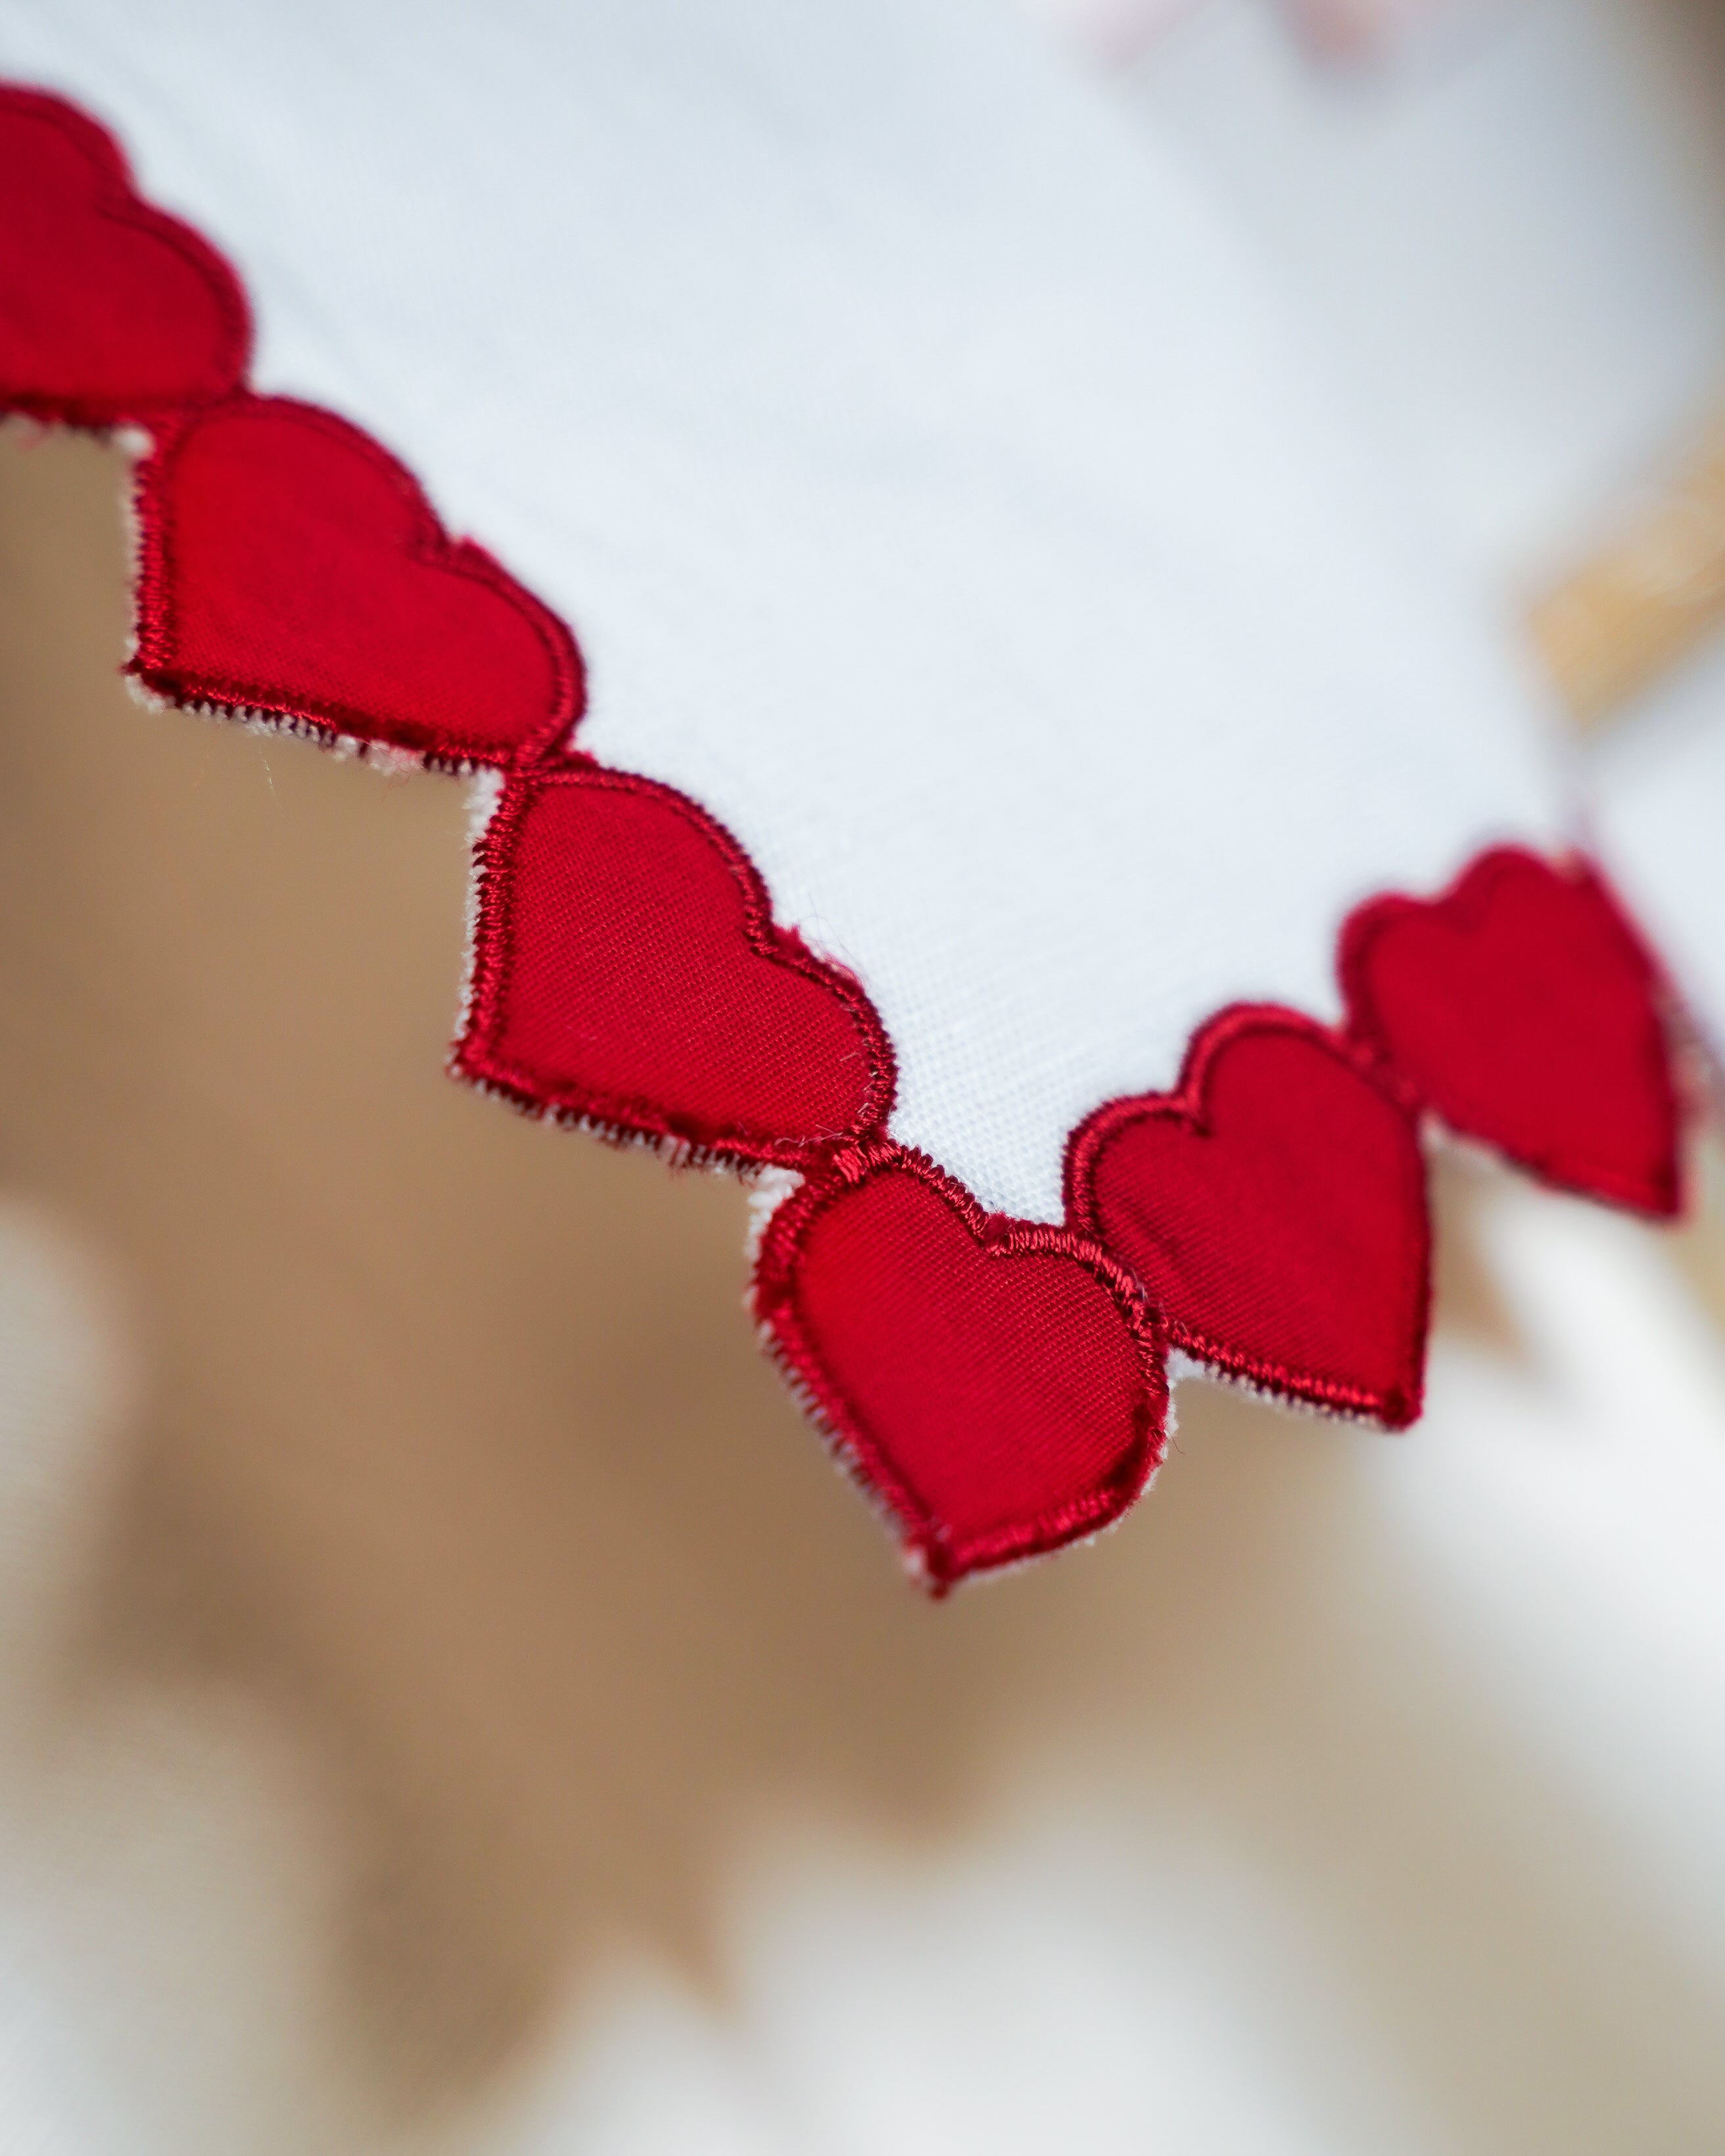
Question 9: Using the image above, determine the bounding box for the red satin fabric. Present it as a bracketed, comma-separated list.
[132, 396, 582, 769]
[0, 84, 1691, 1583]
[458, 762, 895, 1167]
[753, 1145, 1166, 1589]
[0, 85, 248, 424]
[1067, 1008, 1430, 1426]
[1341, 848, 1682, 1219]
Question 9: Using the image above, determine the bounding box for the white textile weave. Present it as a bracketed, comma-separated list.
[1, 0, 1563, 1217]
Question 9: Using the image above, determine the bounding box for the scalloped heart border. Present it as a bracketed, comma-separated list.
[0, 82, 1689, 1585]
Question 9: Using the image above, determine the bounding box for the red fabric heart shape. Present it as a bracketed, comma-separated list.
[131, 394, 582, 768]
[753, 1143, 1166, 1588]
[456, 761, 895, 1166]
[1066, 1007, 1430, 1426]
[1340, 847, 1681, 1217]
[0, 87, 248, 424]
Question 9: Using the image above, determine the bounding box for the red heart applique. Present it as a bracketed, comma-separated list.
[0, 87, 249, 424]
[1340, 847, 1681, 1217]
[1065, 1008, 1430, 1426]
[456, 762, 896, 1166]
[130, 394, 582, 768]
[753, 1144, 1166, 1589]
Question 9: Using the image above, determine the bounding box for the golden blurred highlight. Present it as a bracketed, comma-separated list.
[1529, 405, 1725, 730]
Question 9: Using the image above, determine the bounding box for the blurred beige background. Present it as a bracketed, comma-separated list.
[7, 3, 1725, 2145]
[4, 415, 1725, 2155]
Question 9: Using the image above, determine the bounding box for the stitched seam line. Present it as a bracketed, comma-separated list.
[130, 394, 582, 770]
[454, 761, 897, 1162]
[1, 86, 250, 413]
[752, 1140, 1167, 1590]
[3, 83, 1688, 1580]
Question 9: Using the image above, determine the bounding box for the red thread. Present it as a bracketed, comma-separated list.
[455, 759, 896, 1168]
[0, 81, 1697, 1578]
[1340, 847, 1683, 1218]
[130, 394, 584, 770]
[752, 1141, 1168, 1591]
[1065, 1006, 1430, 1427]
[0, 86, 248, 425]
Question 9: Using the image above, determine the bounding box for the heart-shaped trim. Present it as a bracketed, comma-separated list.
[0, 85, 248, 424]
[754, 1142, 1167, 1589]
[1066, 1006, 1430, 1426]
[1, 80, 1695, 1580]
[130, 394, 583, 770]
[1340, 847, 1683, 1218]
[454, 760, 897, 1168]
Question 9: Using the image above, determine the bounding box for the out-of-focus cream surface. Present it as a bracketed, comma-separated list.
[5, 4, 1725, 2149]
[1128, 0, 1725, 1055]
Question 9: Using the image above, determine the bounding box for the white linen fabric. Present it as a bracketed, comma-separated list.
[0, 0, 1561, 1219]
[1128, 0, 1725, 1064]
[3, 11, 1725, 2151]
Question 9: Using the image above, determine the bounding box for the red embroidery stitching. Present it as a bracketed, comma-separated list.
[1064, 1006, 1431, 1428]
[130, 393, 584, 772]
[454, 758, 897, 1168]
[0, 82, 1693, 1582]
[0, 86, 249, 425]
[1340, 846, 1684, 1219]
[752, 1141, 1168, 1591]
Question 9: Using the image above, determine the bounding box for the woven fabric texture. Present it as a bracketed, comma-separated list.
[133, 395, 581, 768]
[0, 38, 1688, 1581]
[753, 1146, 1166, 1589]
[458, 763, 895, 1166]
[1342, 848, 1682, 1219]
[0, 82, 247, 422]
[1067, 1008, 1431, 1426]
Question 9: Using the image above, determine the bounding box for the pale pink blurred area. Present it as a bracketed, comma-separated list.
[1273, 0, 1511, 63]
[1020, 0, 1508, 66]
[1017, 0, 1202, 67]
[5, 2, 1725, 2151]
